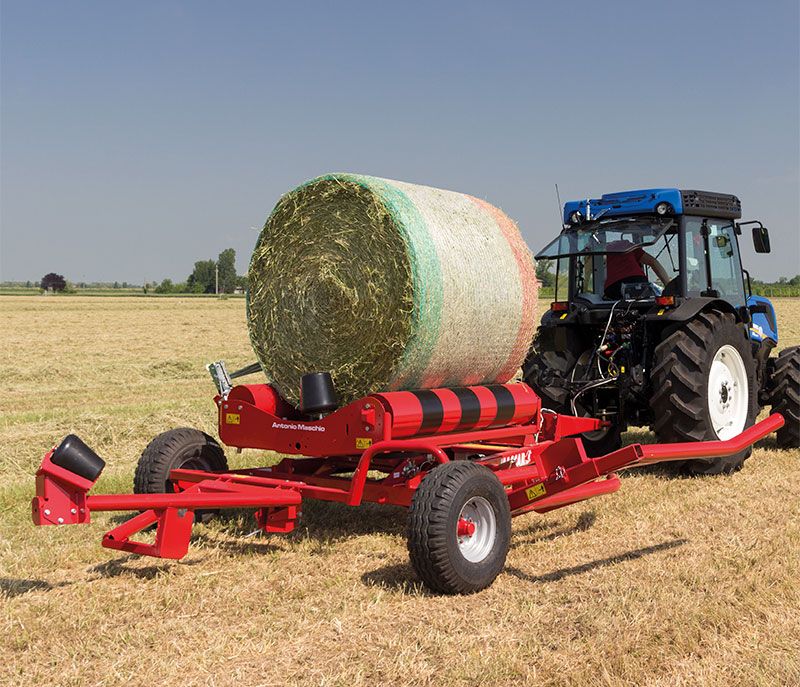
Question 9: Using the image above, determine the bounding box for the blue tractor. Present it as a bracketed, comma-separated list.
[524, 189, 799, 474]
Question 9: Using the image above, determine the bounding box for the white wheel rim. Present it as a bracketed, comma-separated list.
[457, 496, 497, 563]
[707, 344, 748, 440]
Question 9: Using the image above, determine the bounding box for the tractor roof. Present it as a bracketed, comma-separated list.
[563, 188, 741, 224]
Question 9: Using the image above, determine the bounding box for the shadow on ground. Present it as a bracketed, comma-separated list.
[0, 577, 72, 599]
[506, 538, 688, 584]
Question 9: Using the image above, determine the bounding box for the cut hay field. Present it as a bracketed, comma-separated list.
[1, 296, 798, 687]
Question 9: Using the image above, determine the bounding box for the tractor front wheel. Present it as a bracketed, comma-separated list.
[650, 310, 757, 475]
[407, 461, 511, 594]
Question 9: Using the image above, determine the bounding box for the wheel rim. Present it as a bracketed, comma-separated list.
[457, 496, 497, 563]
[707, 344, 748, 440]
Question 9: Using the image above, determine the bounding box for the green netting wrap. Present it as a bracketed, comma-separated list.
[247, 173, 538, 406]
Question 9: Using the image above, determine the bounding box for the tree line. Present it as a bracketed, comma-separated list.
[31, 248, 248, 294]
[153, 248, 247, 294]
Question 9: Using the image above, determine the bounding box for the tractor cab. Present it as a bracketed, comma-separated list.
[524, 188, 796, 473]
[536, 189, 773, 334]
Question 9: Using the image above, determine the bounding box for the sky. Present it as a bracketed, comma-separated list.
[1, 0, 798, 283]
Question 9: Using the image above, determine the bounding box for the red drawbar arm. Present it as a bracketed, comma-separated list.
[636, 414, 784, 465]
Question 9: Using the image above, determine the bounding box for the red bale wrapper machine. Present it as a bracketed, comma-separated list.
[32, 364, 784, 594]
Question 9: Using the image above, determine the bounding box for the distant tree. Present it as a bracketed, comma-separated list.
[113, 281, 120, 289]
[217, 248, 237, 293]
[41, 273, 67, 292]
[235, 274, 249, 292]
[187, 259, 217, 294]
[143, 282, 149, 294]
[122, 281, 129, 288]
[25, 280, 32, 288]
[535, 260, 555, 288]
[155, 279, 174, 294]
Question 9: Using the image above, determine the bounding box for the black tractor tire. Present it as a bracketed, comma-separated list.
[407, 461, 511, 595]
[768, 345, 800, 448]
[525, 334, 622, 458]
[134, 428, 228, 520]
[650, 310, 758, 475]
[579, 422, 623, 458]
[522, 346, 577, 411]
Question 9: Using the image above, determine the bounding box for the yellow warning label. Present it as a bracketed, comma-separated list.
[526, 483, 546, 500]
[657, 308, 665, 316]
[560, 313, 568, 320]
[355, 437, 373, 449]
[225, 413, 240, 425]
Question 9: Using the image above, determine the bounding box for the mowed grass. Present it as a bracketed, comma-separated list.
[1, 296, 799, 687]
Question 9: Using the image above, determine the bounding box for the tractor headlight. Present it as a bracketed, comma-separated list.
[569, 210, 583, 225]
[655, 202, 673, 215]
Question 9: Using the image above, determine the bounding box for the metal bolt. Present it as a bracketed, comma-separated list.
[365, 425, 372, 432]
[57, 517, 64, 524]
[238, 405, 242, 410]
[364, 403, 371, 410]
[43, 509, 51, 516]
[70, 508, 77, 514]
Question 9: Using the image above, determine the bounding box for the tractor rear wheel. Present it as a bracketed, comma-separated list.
[524, 335, 622, 457]
[650, 310, 757, 475]
[768, 346, 800, 448]
[134, 428, 228, 520]
[407, 461, 511, 594]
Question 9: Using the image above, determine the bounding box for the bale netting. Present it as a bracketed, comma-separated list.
[247, 173, 538, 406]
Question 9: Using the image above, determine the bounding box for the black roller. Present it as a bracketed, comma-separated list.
[51, 434, 106, 482]
[300, 372, 338, 416]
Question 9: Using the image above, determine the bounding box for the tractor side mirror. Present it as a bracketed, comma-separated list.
[752, 226, 771, 253]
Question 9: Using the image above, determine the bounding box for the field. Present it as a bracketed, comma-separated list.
[1, 296, 799, 687]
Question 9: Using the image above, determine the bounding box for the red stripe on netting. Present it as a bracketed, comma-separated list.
[467, 196, 539, 381]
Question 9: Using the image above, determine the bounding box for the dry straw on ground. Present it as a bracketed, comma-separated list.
[248, 174, 538, 405]
[1, 295, 799, 687]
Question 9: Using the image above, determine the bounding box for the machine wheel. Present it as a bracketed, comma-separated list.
[768, 346, 800, 448]
[134, 428, 228, 520]
[523, 345, 577, 411]
[651, 310, 757, 475]
[407, 461, 511, 594]
[525, 336, 622, 458]
[579, 423, 623, 458]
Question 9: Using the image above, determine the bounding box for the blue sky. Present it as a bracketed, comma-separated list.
[1, 0, 798, 282]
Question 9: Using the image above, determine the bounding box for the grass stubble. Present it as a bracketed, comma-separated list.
[0, 296, 798, 687]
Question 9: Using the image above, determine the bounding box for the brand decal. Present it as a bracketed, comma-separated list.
[500, 449, 532, 467]
[271, 421, 325, 433]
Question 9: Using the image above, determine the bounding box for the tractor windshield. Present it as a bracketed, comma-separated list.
[535, 217, 675, 259]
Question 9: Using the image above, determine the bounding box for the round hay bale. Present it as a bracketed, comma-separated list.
[247, 173, 538, 406]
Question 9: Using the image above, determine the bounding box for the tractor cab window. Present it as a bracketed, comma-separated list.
[706, 220, 745, 304]
[683, 217, 746, 303]
[537, 218, 677, 302]
[683, 220, 709, 296]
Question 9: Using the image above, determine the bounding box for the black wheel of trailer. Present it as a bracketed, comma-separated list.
[768, 345, 800, 449]
[134, 428, 228, 520]
[650, 310, 757, 475]
[407, 461, 511, 594]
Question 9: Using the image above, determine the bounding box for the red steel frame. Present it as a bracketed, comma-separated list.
[31, 382, 785, 561]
